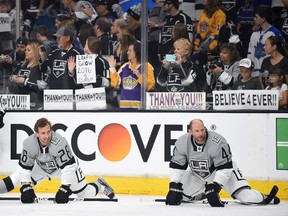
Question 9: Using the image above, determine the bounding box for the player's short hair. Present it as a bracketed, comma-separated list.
[189, 119, 204, 129]
[34, 118, 52, 132]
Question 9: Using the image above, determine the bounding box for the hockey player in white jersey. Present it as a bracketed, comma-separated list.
[0, 104, 5, 129]
[0, 118, 115, 203]
[165, 119, 280, 207]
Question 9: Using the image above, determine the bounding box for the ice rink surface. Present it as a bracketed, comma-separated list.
[0, 194, 287, 216]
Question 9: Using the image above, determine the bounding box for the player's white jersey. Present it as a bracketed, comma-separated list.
[19, 131, 75, 175]
[170, 130, 232, 181]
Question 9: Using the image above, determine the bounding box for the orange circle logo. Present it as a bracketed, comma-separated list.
[98, 123, 131, 161]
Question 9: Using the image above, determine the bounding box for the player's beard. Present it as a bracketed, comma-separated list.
[40, 136, 51, 147]
[194, 134, 206, 145]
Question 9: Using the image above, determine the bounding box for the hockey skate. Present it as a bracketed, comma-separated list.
[97, 177, 115, 199]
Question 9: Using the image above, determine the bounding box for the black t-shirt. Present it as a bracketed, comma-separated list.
[260, 56, 288, 88]
[232, 77, 261, 90]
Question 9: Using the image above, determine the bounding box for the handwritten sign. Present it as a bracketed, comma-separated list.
[146, 92, 206, 110]
[0, 13, 11, 32]
[0, 94, 30, 110]
[43, 89, 74, 110]
[213, 90, 279, 110]
[76, 54, 96, 84]
[75, 87, 106, 110]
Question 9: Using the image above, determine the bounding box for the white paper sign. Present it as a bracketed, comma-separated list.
[146, 92, 206, 110]
[213, 90, 279, 110]
[75, 87, 106, 110]
[0, 13, 11, 32]
[0, 94, 30, 110]
[43, 89, 74, 110]
[76, 54, 96, 84]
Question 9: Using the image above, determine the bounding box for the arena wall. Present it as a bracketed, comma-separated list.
[0, 111, 287, 200]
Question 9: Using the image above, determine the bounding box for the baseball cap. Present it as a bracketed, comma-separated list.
[53, 28, 74, 37]
[127, 4, 141, 21]
[239, 58, 255, 69]
[16, 37, 28, 45]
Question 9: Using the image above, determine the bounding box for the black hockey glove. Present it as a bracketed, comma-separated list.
[165, 182, 183, 205]
[55, 185, 72, 204]
[205, 182, 225, 207]
[0, 108, 5, 128]
[20, 184, 37, 203]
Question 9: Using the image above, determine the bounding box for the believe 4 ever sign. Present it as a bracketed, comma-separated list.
[213, 90, 279, 110]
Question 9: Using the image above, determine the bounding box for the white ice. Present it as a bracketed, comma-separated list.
[0, 194, 287, 216]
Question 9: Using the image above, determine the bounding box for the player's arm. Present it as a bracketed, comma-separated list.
[166, 137, 188, 206]
[205, 136, 233, 207]
[18, 140, 37, 203]
[54, 136, 76, 203]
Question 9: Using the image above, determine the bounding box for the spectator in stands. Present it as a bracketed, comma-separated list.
[274, 0, 288, 44]
[147, 0, 167, 68]
[110, 0, 123, 19]
[41, 27, 84, 90]
[205, 43, 241, 109]
[5, 37, 28, 71]
[8, 40, 48, 109]
[109, 18, 126, 56]
[247, 6, 284, 78]
[0, 37, 28, 93]
[108, 41, 155, 110]
[113, 24, 136, 68]
[0, 0, 14, 54]
[159, 0, 193, 61]
[236, 0, 272, 57]
[265, 66, 288, 110]
[8, 2, 24, 41]
[170, 23, 190, 54]
[94, 16, 112, 56]
[232, 58, 261, 90]
[60, 0, 98, 30]
[157, 38, 202, 92]
[95, 0, 117, 23]
[259, 35, 288, 89]
[58, 19, 82, 49]
[206, 43, 241, 92]
[21, 0, 45, 38]
[193, 0, 226, 60]
[67, 36, 110, 89]
[218, 0, 243, 57]
[78, 23, 94, 49]
[55, 14, 71, 30]
[67, 36, 115, 108]
[220, 0, 242, 25]
[126, 4, 141, 41]
[35, 25, 56, 58]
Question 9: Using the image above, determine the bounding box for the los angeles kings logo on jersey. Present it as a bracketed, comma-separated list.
[189, 159, 210, 180]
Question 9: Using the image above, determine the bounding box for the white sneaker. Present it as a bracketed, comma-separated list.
[97, 177, 115, 199]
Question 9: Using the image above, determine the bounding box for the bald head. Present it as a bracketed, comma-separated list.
[189, 119, 204, 130]
[189, 119, 206, 144]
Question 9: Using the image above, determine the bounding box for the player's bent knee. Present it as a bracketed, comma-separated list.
[235, 189, 263, 203]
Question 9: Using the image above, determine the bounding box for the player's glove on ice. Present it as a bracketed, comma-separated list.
[55, 185, 72, 204]
[205, 182, 225, 207]
[20, 184, 37, 203]
[0, 108, 5, 128]
[165, 182, 183, 205]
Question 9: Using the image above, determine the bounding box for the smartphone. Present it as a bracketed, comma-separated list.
[165, 54, 176, 62]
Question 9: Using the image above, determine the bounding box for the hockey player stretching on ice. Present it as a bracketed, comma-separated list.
[165, 119, 280, 207]
[0, 118, 115, 204]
